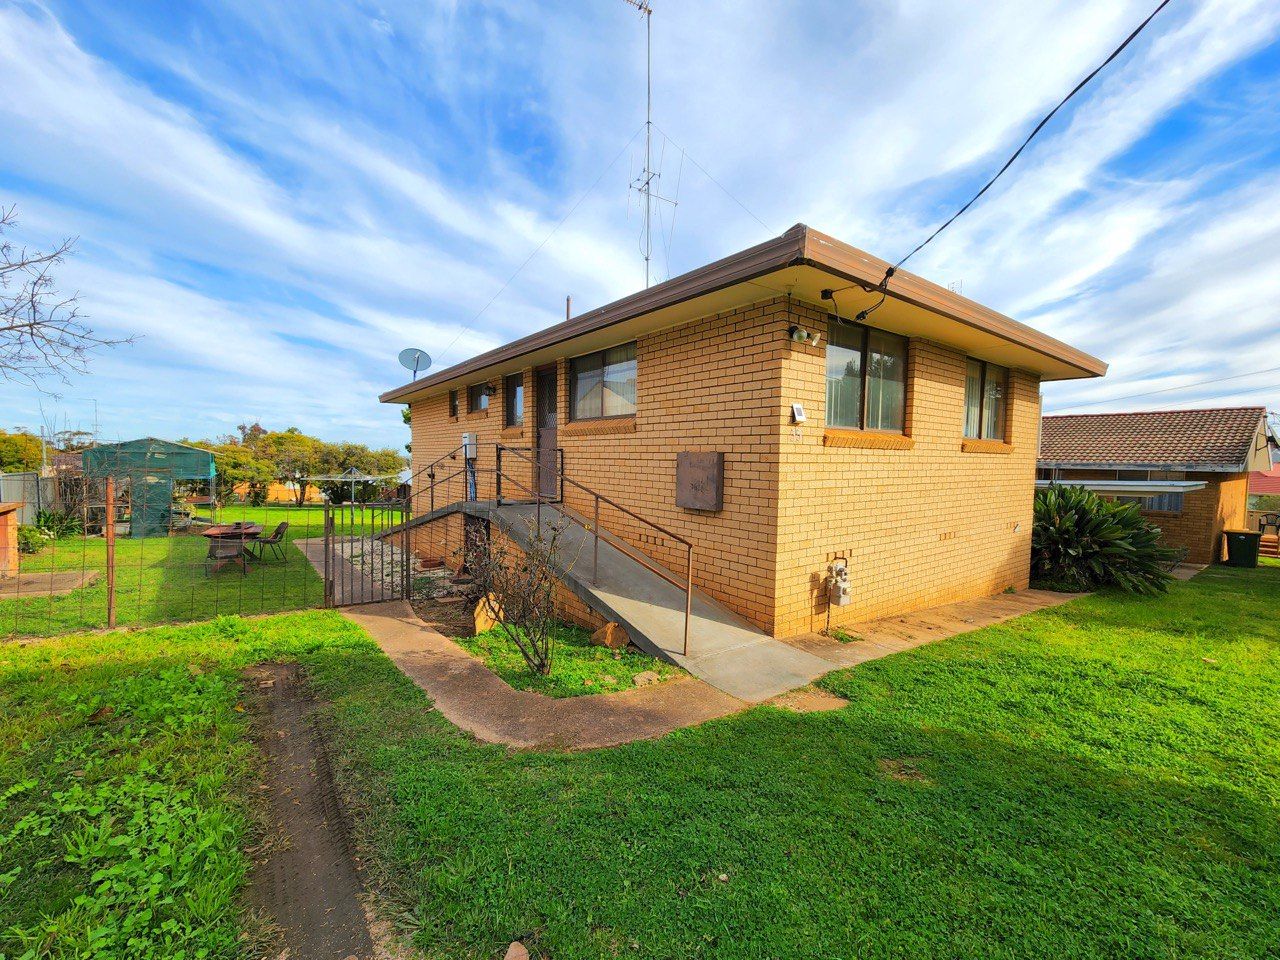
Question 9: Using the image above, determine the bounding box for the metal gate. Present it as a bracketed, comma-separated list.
[322, 499, 411, 607]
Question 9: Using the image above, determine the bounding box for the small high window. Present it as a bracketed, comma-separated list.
[448, 390, 458, 418]
[964, 359, 1008, 441]
[569, 343, 637, 420]
[504, 373, 524, 427]
[825, 321, 907, 432]
[467, 383, 490, 413]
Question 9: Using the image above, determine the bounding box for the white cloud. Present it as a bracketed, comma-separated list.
[1, 0, 1277, 446]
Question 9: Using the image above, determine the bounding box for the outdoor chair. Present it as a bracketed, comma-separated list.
[1259, 513, 1280, 537]
[170, 505, 193, 531]
[248, 522, 289, 563]
[205, 537, 248, 576]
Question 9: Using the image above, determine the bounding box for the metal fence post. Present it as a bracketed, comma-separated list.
[104, 476, 117, 629]
[322, 506, 333, 608]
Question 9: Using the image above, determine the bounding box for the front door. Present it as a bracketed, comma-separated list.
[535, 366, 559, 499]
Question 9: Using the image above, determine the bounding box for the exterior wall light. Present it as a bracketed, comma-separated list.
[788, 325, 822, 347]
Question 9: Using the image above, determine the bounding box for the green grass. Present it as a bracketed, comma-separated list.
[3, 565, 1278, 958]
[1, 506, 327, 638]
[0, 610, 373, 958]
[453, 622, 682, 697]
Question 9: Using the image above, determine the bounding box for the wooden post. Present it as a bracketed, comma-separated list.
[104, 476, 117, 628]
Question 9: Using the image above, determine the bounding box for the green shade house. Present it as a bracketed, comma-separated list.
[82, 438, 216, 538]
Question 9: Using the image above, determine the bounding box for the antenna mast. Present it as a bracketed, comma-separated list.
[623, 0, 658, 287]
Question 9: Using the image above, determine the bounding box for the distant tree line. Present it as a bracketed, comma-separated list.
[190, 422, 406, 506]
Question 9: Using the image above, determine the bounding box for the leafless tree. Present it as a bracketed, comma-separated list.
[1, 204, 128, 386]
[465, 515, 580, 675]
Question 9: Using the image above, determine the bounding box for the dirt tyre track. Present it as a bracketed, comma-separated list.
[246, 662, 375, 960]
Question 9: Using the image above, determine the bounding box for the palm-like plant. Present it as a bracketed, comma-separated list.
[1032, 485, 1178, 594]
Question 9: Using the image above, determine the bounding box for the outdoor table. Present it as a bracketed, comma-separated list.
[201, 523, 264, 573]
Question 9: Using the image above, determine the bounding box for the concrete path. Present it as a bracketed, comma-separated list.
[297, 537, 400, 607]
[341, 601, 745, 750]
[494, 503, 832, 702]
[339, 589, 1084, 751]
[0, 569, 97, 598]
[784, 588, 1082, 667]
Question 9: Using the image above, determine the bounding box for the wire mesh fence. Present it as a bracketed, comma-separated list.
[320, 500, 413, 607]
[1, 469, 334, 639]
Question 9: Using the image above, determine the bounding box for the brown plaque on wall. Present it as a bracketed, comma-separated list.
[676, 452, 724, 511]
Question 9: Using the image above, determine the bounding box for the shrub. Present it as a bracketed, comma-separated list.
[35, 509, 82, 539]
[1032, 485, 1178, 595]
[16, 524, 47, 554]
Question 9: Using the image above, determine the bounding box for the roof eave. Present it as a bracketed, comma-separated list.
[381, 223, 1107, 404]
[379, 226, 809, 404]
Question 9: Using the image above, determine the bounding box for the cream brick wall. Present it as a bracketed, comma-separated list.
[770, 299, 1040, 636]
[409, 300, 788, 631]
[406, 295, 1043, 638]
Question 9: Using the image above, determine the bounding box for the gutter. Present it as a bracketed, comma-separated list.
[1037, 460, 1249, 474]
[381, 224, 1108, 404]
[380, 226, 809, 404]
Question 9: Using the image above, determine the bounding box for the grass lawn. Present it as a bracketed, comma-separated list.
[3, 564, 1278, 957]
[0, 506, 327, 638]
[453, 622, 682, 697]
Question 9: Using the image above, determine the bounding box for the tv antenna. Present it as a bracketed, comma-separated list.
[622, 0, 675, 288]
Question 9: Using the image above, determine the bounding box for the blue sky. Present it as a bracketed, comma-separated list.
[1, 0, 1278, 448]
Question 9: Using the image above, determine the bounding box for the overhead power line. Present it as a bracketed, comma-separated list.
[891, 0, 1174, 274]
[653, 124, 775, 235]
[1050, 364, 1280, 412]
[434, 124, 646, 367]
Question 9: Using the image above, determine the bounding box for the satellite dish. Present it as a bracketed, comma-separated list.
[397, 348, 432, 380]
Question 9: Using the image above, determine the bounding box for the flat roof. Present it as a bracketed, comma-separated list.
[381, 223, 1107, 404]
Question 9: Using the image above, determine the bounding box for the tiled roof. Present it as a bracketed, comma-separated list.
[1040, 407, 1267, 470]
[1251, 466, 1280, 496]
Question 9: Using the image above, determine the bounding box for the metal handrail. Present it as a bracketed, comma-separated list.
[406, 444, 467, 502]
[495, 443, 694, 656]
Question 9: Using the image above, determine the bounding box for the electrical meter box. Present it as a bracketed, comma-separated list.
[461, 433, 478, 460]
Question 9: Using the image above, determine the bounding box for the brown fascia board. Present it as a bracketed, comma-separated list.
[797, 228, 1107, 380]
[381, 223, 1106, 404]
[380, 225, 809, 403]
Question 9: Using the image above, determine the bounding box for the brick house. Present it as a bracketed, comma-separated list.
[1038, 407, 1275, 565]
[382, 224, 1105, 648]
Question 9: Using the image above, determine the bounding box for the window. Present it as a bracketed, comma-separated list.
[504, 373, 524, 427]
[467, 382, 490, 413]
[448, 390, 458, 418]
[1145, 491, 1184, 513]
[964, 359, 1008, 440]
[1146, 470, 1185, 513]
[825, 321, 907, 432]
[569, 342, 637, 420]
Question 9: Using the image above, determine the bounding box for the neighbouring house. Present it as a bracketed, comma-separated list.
[1248, 453, 1280, 558]
[1038, 407, 1275, 565]
[382, 224, 1105, 652]
[1249, 462, 1280, 506]
[230, 480, 324, 504]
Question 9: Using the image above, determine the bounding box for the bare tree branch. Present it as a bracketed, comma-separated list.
[466, 516, 581, 676]
[1, 204, 132, 389]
